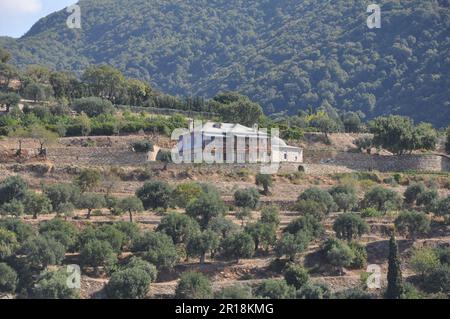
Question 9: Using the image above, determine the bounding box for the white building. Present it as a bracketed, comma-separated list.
[177, 122, 303, 164]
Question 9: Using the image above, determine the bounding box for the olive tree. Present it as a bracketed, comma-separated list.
[136, 181, 172, 210]
[117, 196, 144, 222]
[333, 213, 369, 241]
[186, 230, 220, 264]
[175, 271, 213, 299]
[395, 211, 430, 240]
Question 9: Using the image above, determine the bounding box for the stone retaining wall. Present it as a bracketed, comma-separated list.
[305, 151, 449, 173]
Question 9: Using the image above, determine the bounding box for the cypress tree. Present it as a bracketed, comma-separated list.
[386, 234, 403, 299]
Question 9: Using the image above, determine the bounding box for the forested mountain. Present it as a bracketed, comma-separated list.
[0, 0, 449, 126]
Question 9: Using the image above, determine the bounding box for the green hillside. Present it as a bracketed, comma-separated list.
[1, 0, 449, 125]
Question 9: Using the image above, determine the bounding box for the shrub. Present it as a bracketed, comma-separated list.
[186, 191, 226, 228]
[106, 266, 152, 299]
[175, 271, 213, 299]
[39, 218, 79, 251]
[329, 185, 358, 212]
[79, 240, 117, 274]
[132, 231, 179, 270]
[260, 205, 280, 226]
[423, 265, 450, 293]
[171, 182, 203, 208]
[333, 213, 369, 241]
[284, 215, 324, 239]
[136, 181, 172, 210]
[296, 282, 331, 299]
[255, 279, 295, 299]
[362, 186, 402, 213]
[435, 196, 450, 216]
[131, 140, 154, 153]
[32, 269, 80, 299]
[0, 228, 19, 260]
[221, 232, 255, 262]
[284, 264, 310, 289]
[75, 169, 101, 193]
[216, 284, 253, 299]
[0, 218, 34, 243]
[275, 232, 311, 262]
[361, 208, 382, 218]
[255, 174, 273, 195]
[0, 262, 17, 293]
[404, 182, 426, 205]
[394, 211, 430, 240]
[22, 236, 66, 269]
[410, 247, 440, 278]
[293, 199, 328, 220]
[71, 97, 114, 117]
[234, 188, 260, 209]
[156, 212, 200, 245]
[298, 187, 336, 214]
[0, 176, 28, 205]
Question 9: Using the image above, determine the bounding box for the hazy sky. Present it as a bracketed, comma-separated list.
[0, 0, 77, 38]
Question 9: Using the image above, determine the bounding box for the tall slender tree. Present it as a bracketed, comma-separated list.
[386, 234, 403, 299]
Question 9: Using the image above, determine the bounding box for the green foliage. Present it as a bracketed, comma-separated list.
[32, 269, 80, 299]
[329, 185, 358, 212]
[435, 196, 450, 216]
[43, 183, 81, 211]
[423, 265, 450, 294]
[136, 181, 172, 210]
[255, 279, 295, 299]
[0, 262, 17, 294]
[0, 218, 33, 243]
[23, 192, 52, 219]
[2, 1, 449, 126]
[293, 199, 328, 220]
[275, 232, 310, 262]
[244, 222, 277, 252]
[260, 205, 280, 227]
[117, 196, 144, 222]
[39, 218, 79, 251]
[362, 186, 402, 213]
[216, 284, 253, 299]
[234, 188, 260, 209]
[404, 182, 427, 205]
[0, 92, 20, 112]
[186, 191, 226, 229]
[284, 264, 310, 289]
[333, 213, 369, 241]
[186, 230, 220, 263]
[156, 149, 173, 169]
[0, 228, 18, 260]
[79, 240, 117, 274]
[175, 271, 213, 299]
[171, 182, 203, 208]
[296, 282, 331, 299]
[131, 140, 154, 153]
[106, 262, 155, 299]
[369, 116, 437, 155]
[71, 97, 114, 117]
[410, 247, 440, 277]
[298, 187, 336, 215]
[212, 92, 263, 126]
[132, 231, 179, 270]
[255, 174, 273, 195]
[207, 216, 239, 240]
[0, 199, 24, 217]
[284, 215, 324, 239]
[221, 232, 255, 262]
[75, 169, 101, 193]
[0, 176, 28, 205]
[321, 238, 366, 271]
[386, 235, 403, 299]
[394, 211, 430, 240]
[78, 193, 106, 219]
[157, 212, 200, 245]
[22, 236, 66, 269]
